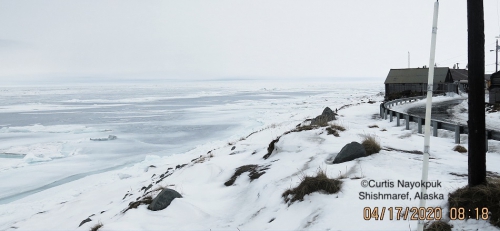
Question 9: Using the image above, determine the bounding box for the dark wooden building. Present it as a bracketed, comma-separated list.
[450, 69, 470, 92]
[489, 71, 500, 104]
[384, 67, 456, 98]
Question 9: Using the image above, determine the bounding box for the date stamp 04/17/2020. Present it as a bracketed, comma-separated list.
[363, 207, 490, 221]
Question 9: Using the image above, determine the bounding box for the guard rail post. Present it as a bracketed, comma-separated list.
[455, 125, 460, 144]
[486, 131, 489, 152]
[405, 114, 410, 130]
[396, 112, 400, 126]
[432, 121, 438, 137]
[418, 118, 423, 134]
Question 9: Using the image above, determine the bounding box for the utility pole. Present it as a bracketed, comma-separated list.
[467, 0, 487, 187]
[417, 1, 439, 231]
[488, 39, 498, 72]
[496, 39, 498, 72]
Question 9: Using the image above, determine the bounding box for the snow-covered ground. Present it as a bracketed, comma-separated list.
[1, 81, 499, 231]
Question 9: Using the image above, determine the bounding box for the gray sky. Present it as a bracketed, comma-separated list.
[1, 0, 500, 82]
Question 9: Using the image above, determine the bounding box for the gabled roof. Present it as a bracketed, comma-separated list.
[450, 69, 468, 81]
[384, 67, 450, 84]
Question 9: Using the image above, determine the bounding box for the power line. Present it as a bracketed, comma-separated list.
[436, 41, 497, 64]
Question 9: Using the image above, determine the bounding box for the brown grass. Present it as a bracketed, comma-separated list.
[293, 125, 318, 132]
[330, 124, 346, 131]
[282, 169, 342, 204]
[448, 179, 500, 227]
[123, 196, 153, 213]
[90, 222, 103, 231]
[453, 145, 468, 153]
[325, 124, 345, 137]
[368, 125, 379, 128]
[224, 165, 270, 186]
[191, 153, 213, 164]
[424, 220, 452, 231]
[360, 134, 381, 155]
[326, 127, 339, 137]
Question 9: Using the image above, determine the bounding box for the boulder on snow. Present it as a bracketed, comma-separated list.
[310, 107, 337, 126]
[332, 142, 367, 164]
[147, 188, 182, 211]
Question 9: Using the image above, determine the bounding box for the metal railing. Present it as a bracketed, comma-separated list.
[380, 96, 493, 149]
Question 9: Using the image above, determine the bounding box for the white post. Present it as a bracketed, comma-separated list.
[417, 1, 439, 231]
[408, 51, 411, 68]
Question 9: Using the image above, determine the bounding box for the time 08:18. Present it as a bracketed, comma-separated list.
[449, 207, 489, 220]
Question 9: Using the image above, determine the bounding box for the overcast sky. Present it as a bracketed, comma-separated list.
[1, 0, 500, 82]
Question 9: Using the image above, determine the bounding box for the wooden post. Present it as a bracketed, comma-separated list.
[397, 113, 400, 126]
[455, 125, 461, 144]
[390, 111, 393, 122]
[467, 0, 487, 186]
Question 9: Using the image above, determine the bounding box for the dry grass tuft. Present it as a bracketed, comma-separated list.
[90, 222, 103, 231]
[123, 196, 153, 213]
[224, 164, 269, 186]
[325, 124, 346, 137]
[368, 125, 379, 128]
[191, 153, 213, 164]
[326, 127, 339, 137]
[360, 134, 381, 155]
[282, 169, 342, 204]
[448, 179, 500, 227]
[330, 124, 346, 131]
[453, 145, 468, 153]
[424, 220, 452, 231]
[293, 125, 318, 132]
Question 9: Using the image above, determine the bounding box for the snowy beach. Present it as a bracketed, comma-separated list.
[3, 0, 500, 230]
[1, 80, 499, 231]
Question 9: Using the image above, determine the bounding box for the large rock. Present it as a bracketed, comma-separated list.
[333, 142, 367, 164]
[310, 107, 337, 126]
[147, 188, 182, 211]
